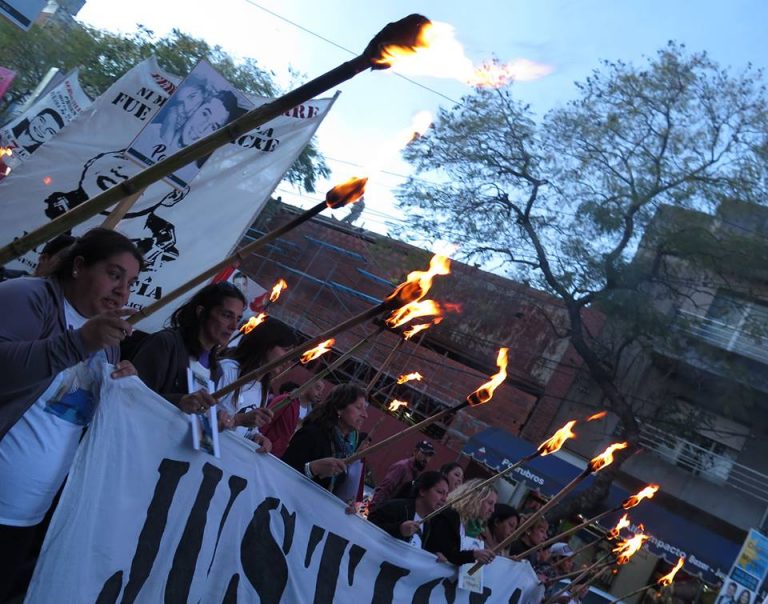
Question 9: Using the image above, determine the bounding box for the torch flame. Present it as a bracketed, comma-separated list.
[240, 313, 267, 334]
[0, 147, 12, 158]
[384, 254, 451, 308]
[613, 532, 649, 564]
[466, 347, 508, 406]
[43, 176, 52, 185]
[401, 110, 434, 146]
[402, 317, 442, 340]
[388, 399, 409, 412]
[537, 420, 576, 456]
[372, 21, 554, 88]
[386, 300, 442, 329]
[622, 484, 660, 509]
[270, 279, 288, 302]
[586, 411, 607, 422]
[300, 338, 335, 364]
[658, 556, 685, 586]
[609, 514, 631, 539]
[588, 442, 628, 472]
[325, 176, 368, 209]
[396, 372, 423, 385]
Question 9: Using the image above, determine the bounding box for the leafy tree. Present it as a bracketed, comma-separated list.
[0, 20, 329, 191]
[396, 43, 768, 513]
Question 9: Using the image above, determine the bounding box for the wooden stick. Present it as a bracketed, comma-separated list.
[211, 305, 390, 401]
[468, 468, 592, 575]
[0, 14, 430, 264]
[542, 553, 615, 604]
[99, 189, 145, 229]
[364, 337, 405, 395]
[419, 452, 539, 524]
[269, 328, 383, 413]
[344, 400, 469, 464]
[511, 507, 617, 560]
[127, 199, 328, 325]
[567, 536, 609, 560]
[606, 583, 658, 604]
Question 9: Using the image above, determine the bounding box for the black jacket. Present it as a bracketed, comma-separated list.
[422, 508, 477, 566]
[281, 422, 335, 490]
[367, 498, 433, 546]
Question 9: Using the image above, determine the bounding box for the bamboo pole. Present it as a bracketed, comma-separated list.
[0, 14, 430, 264]
[541, 553, 615, 604]
[99, 189, 145, 229]
[364, 337, 405, 395]
[511, 508, 617, 560]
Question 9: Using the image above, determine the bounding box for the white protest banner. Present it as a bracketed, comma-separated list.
[0, 58, 335, 332]
[0, 68, 92, 166]
[127, 59, 251, 190]
[26, 365, 544, 604]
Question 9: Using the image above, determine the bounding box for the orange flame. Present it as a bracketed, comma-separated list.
[372, 20, 433, 68]
[300, 338, 335, 364]
[613, 532, 648, 564]
[466, 347, 508, 406]
[269, 278, 288, 302]
[386, 300, 442, 329]
[586, 411, 607, 422]
[401, 110, 433, 146]
[537, 420, 576, 456]
[622, 484, 659, 509]
[588, 442, 628, 472]
[609, 514, 631, 539]
[325, 176, 367, 209]
[402, 316, 442, 340]
[396, 372, 423, 385]
[388, 399, 409, 412]
[384, 254, 451, 307]
[240, 313, 267, 334]
[0, 147, 11, 158]
[658, 556, 685, 586]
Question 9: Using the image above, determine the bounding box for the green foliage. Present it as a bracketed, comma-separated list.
[0, 20, 328, 191]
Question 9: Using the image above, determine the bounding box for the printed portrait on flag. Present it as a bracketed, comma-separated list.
[126, 59, 251, 190]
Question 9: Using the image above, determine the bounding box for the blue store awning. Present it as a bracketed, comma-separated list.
[464, 427, 741, 584]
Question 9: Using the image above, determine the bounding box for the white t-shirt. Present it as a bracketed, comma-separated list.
[0, 300, 106, 526]
[409, 512, 423, 549]
[218, 358, 263, 438]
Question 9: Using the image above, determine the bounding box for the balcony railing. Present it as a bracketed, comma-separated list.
[639, 424, 768, 503]
[676, 309, 768, 365]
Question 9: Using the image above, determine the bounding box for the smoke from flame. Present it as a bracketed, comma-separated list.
[300, 339, 335, 364]
[396, 372, 423, 385]
[466, 347, 508, 406]
[270, 279, 288, 302]
[589, 442, 628, 472]
[537, 420, 576, 455]
[658, 556, 685, 586]
[622, 484, 659, 509]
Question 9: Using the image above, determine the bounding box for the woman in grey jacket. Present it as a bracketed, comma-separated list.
[0, 228, 143, 601]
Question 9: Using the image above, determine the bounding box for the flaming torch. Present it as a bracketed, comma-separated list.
[470, 441, 630, 575]
[300, 338, 335, 364]
[420, 416, 576, 525]
[0, 13, 434, 264]
[345, 346, 509, 464]
[607, 556, 685, 604]
[388, 399, 409, 412]
[269, 278, 288, 303]
[396, 372, 423, 385]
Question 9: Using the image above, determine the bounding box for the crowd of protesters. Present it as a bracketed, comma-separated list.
[0, 228, 594, 603]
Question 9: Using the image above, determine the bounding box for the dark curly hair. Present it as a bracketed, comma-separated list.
[303, 383, 365, 434]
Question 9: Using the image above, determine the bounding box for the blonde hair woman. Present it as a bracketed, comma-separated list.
[423, 478, 498, 566]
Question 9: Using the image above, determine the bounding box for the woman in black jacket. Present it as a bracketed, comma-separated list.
[368, 471, 448, 549]
[282, 383, 366, 495]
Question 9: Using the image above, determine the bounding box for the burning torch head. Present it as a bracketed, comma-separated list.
[325, 176, 368, 209]
[364, 14, 432, 70]
[466, 347, 508, 406]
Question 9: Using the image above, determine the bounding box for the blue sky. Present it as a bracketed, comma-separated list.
[78, 0, 768, 235]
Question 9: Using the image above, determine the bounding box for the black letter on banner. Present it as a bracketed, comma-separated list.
[94, 571, 123, 604]
[165, 462, 223, 603]
[305, 525, 326, 568]
[442, 578, 457, 603]
[222, 574, 239, 604]
[313, 533, 349, 604]
[508, 588, 522, 604]
[347, 544, 366, 585]
[469, 587, 493, 603]
[241, 497, 289, 604]
[410, 578, 442, 604]
[279, 504, 296, 554]
[207, 475, 248, 574]
[371, 561, 410, 604]
[120, 458, 190, 604]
